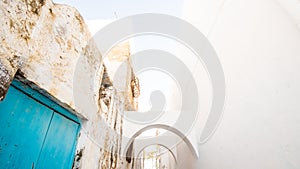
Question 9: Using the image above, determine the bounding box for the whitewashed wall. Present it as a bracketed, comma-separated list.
[181, 0, 300, 168]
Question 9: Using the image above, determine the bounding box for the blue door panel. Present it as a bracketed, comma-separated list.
[0, 86, 54, 169]
[36, 113, 79, 169]
[0, 81, 80, 169]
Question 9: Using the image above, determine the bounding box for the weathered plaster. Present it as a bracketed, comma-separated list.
[0, 0, 40, 100]
[0, 56, 18, 100]
[104, 42, 139, 111]
[0, 0, 138, 168]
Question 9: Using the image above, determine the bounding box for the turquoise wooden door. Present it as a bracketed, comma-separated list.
[0, 80, 80, 169]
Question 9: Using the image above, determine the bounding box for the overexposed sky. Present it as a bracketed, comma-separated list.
[53, 0, 184, 20]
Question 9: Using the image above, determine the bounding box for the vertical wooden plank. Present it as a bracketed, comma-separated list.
[36, 113, 79, 169]
[0, 86, 53, 169]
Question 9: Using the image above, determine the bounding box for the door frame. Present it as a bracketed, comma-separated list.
[9, 77, 81, 168]
[11, 78, 80, 124]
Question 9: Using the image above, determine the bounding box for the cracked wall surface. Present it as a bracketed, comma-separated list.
[104, 42, 139, 111]
[0, 0, 138, 169]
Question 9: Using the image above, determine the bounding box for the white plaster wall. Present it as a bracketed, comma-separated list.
[182, 0, 300, 168]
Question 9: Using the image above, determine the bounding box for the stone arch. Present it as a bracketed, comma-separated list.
[134, 143, 178, 169]
[137, 143, 178, 164]
[125, 124, 198, 163]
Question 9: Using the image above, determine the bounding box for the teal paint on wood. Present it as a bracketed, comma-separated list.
[0, 80, 80, 169]
[36, 113, 80, 169]
[11, 80, 80, 124]
[0, 87, 54, 169]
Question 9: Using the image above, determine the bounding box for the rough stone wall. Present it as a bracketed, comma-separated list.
[104, 42, 139, 111]
[0, 0, 92, 106]
[0, 0, 138, 169]
[0, 0, 45, 100]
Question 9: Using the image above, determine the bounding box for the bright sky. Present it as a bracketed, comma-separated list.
[53, 0, 184, 20]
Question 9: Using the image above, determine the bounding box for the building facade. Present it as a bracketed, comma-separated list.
[0, 0, 138, 168]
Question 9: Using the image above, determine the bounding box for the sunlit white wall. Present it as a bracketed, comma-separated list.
[181, 0, 300, 168]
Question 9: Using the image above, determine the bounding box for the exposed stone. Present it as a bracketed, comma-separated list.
[131, 76, 140, 98]
[72, 147, 84, 169]
[104, 42, 139, 111]
[0, 57, 17, 100]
